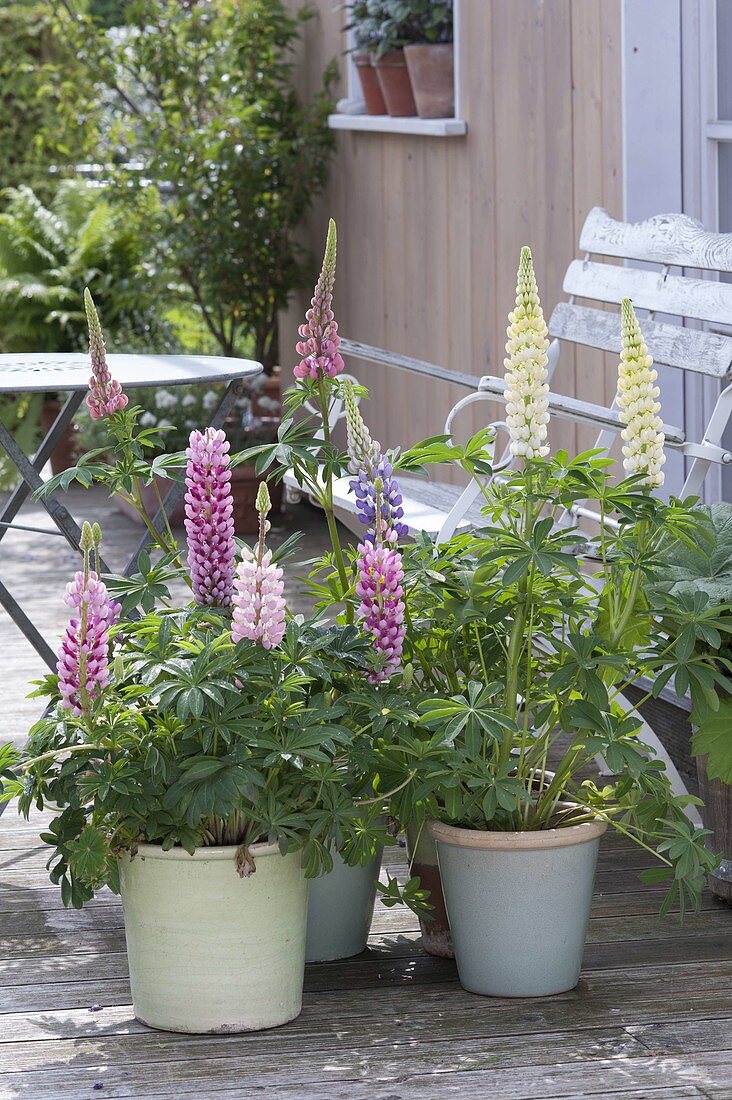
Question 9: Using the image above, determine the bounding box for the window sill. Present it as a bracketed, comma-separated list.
[327, 112, 467, 137]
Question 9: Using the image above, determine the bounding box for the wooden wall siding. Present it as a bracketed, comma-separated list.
[281, 0, 623, 472]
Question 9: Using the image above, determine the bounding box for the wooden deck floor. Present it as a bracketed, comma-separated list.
[1, 488, 732, 1097]
[0, 806, 731, 1100]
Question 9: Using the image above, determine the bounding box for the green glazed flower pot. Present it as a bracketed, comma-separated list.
[119, 842, 308, 1032]
[305, 847, 383, 962]
[429, 816, 606, 997]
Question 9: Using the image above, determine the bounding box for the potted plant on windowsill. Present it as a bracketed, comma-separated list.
[403, 1, 454, 118]
[346, 1, 388, 115]
[370, 2, 418, 117]
[392, 252, 727, 997]
[650, 502, 732, 902]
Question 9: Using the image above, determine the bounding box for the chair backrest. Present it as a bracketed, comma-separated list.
[546, 207, 732, 499]
[552, 207, 732, 379]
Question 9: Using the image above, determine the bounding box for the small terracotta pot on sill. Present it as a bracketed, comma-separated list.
[353, 50, 387, 115]
[373, 50, 417, 117]
[404, 43, 455, 119]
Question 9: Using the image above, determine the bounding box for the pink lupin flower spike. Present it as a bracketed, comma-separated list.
[57, 523, 120, 718]
[83, 289, 128, 420]
[294, 219, 344, 381]
[184, 428, 236, 608]
[232, 482, 286, 649]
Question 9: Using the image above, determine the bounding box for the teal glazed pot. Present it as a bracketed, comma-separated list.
[305, 848, 383, 962]
[428, 816, 606, 997]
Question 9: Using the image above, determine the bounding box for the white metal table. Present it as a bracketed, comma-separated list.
[0, 353, 262, 667]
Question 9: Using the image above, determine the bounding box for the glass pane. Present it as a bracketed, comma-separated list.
[718, 0, 732, 119]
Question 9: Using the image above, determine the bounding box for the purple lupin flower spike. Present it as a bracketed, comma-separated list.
[356, 540, 406, 683]
[84, 289, 128, 420]
[184, 428, 236, 608]
[343, 380, 407, 544]
[294, 219, 344, 381]
[231, 482, 286, 649]
[58, 523, 120, 717]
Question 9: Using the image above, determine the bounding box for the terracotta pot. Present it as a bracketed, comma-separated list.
[353, 51, 387, 115]
[406, 823, 453, 958]
[404, 44, 455, 119]
[374, 50, 417, 117]
[114, 466, 282, 535]
[697, 755, 732, 904]
[40, 398, 79, 475]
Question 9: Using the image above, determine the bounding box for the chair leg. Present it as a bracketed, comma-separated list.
[682, 381, 732, 498]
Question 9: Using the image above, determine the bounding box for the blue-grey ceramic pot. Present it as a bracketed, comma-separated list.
[305, 848, 384, 962]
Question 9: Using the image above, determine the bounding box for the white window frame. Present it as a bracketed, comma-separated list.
[328, 1, 467, 137]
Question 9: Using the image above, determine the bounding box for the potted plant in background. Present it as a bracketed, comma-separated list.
[78, 376, 283, 535]
[404, 1, 454, 118]
[398, 253, 726, 998]
[651, 503, 732, 902]
[347, 1, 388, 116]
[371, 2, 419, 117]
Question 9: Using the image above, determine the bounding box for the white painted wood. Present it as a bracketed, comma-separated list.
[563, 259, 732, 325]
[548, 301, 732, 378]
[327, 114, 467, 137]
[341, 339, 480, 390]
[475, 375, 685, 444]
[0, 353, 261, 394]
[580, 206, 732, 273]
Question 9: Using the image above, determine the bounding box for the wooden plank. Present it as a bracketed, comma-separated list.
[2, 959, 730, 1042]
[563, 259, 732, 326]
[549, 301, 732, 379]
[0, 1048, 727, 1099]
[476, 375, 685, 443]
[580, 206, 732, 273]
[340, 338, 480, 392]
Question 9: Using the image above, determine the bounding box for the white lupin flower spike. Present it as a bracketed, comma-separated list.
[616, 298, 666, 489]
[503, 246, 551, 460]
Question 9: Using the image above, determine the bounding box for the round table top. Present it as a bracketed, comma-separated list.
[0, 353, 262, 393]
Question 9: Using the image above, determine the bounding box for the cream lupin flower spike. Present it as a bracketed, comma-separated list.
[503, 246, 551, 459]
[616, 298, 666, 488]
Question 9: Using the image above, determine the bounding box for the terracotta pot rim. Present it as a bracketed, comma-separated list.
[404, 43, 454, 55]
[373, 49, 408, 67]
[127, 840, 286, 862]
[428, 812, 607, 851]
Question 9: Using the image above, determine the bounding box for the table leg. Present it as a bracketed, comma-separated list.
[0, 391, 84, 546]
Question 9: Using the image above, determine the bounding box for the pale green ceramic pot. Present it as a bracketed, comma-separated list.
[119, 842, 308, 1032]
[429, 816, 606, 997]
[305, 847, 383, 962]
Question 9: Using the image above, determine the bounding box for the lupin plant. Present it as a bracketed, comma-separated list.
[396, 249, 729, 916]
[0, 267, 430, 914]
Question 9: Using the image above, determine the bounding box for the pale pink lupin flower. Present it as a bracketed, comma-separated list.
[231, 482, 286, 649]
[57, 524, 120, 717]
[184, 428, 236, 608]
[294, 219, 344, 381]
[84, 289, 128, 420]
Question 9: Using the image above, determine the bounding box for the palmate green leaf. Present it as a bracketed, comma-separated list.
[65, 826, 108, 886]
[690, 696, 732, 783]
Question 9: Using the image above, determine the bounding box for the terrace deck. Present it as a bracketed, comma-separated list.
[0, 815, 731, 1099]
[0, 489, 731, 1099]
